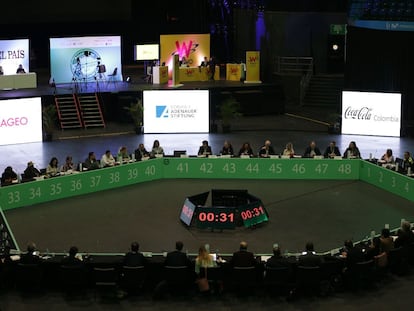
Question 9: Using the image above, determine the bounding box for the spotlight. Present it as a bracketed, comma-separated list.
[126, 76, 131, 83]
[332, 44, 339, 51]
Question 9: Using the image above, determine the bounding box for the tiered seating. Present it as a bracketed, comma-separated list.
[359, 0, 414, 20]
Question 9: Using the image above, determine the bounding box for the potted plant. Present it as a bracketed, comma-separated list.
[42, 104, 57, 141]
[124, 98, 144, 134]
[219, 95, 241, 133]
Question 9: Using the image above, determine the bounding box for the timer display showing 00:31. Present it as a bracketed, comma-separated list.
[240, 206, 265, 220]
[198, 212, 234, 223]
[196, 208, 237, 229]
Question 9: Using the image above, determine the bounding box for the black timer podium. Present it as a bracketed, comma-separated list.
[179, 189, 269, 230]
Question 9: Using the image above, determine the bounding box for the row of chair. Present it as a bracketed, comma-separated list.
[2, 244, 414, 299]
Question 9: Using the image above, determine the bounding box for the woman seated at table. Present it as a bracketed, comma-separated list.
[282, 142, 295, 157]
[46, 157, 60, 177]
[380, 149, 394, 163]
[151, 140, 164, 157]
[195, 245, 217, 293]
[238, 142, 254, 157]
[61, 156, 75, 172]
[343, 141, 361, 159]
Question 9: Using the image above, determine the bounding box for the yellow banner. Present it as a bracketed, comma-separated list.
[160, 34, 210, 78]
[245, 51, 261, 83]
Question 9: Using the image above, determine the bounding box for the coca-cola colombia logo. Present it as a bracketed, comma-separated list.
[0, 117, 29, 127]
[344, 106, 372, 120]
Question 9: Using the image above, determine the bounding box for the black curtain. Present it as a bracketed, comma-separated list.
[345, 26, 414, 124]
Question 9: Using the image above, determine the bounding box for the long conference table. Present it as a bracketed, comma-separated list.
[1, 157, 413, 212]
[0, 72, 37, 89]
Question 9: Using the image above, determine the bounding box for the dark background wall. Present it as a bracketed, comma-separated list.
[345, 26, 414, 127]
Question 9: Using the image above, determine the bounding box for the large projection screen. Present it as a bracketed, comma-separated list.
[143, 90, 209, 133]
[50, 36, 122, 84]
[0, 39, 30, 75]
[0, 97, 42, 145]
[341, 91, 401, 137]
[135, 44, 159, 61]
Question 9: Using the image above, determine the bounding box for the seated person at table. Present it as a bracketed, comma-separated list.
[195, 245, 217, 275]
[46, 157, 60, 177]
[282, 142, 295, 157]
[20, 242, 41, 264]
[23, 161, 40, 180]
[123, 242, 147, 267]
[1, 166, 18, 186]
[0, 65, 3, 75]
[200, 56, 209, 67]
[220, 140, 234, 156]
[380, 228, 394, 253]
[258, 139, 276, 158]
[164, 241, 192, 267]
[401, 151, 413, 173]
[16, 64, 26, 74]
[117, 146, 131, 162]
[230, 241, 257, 267]
[83, 152, 100, 170]
[298, 242, 322, 267]
[61, 246, 83, 266]
[180, 56, 189, 67]
[238, 142, 254, 157]
[134, 143, 150, 160]
[381, 149, 394, 163]
[365, 237, 381, 260]
[303, 141, 321, 158]
[394, 220, 414, 248]
[343, 141, 361, 159]
[323, 141, 341, 158]
[198, 140, 212, 156]
[151, 140, 164, 157]
[101, 150, 116, 167]
[61, 156, 75, 172]
[341, 240, 365, 270]
[265, 243, 290, 268]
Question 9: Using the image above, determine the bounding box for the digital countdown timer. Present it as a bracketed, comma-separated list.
[196, 207, 236, 229]
[179, 189, 268, 230]
[238, 201, 268, 227]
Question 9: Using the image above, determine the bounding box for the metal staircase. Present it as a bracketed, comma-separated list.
[54, 95, 83, 129]
[303, 75, 344, 108]
[77, 93, 106, 128]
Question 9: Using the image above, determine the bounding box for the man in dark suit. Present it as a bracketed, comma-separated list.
[197, 140, 212, 156]
[303, 141, 322, 158]
[394, 221, 414, 248]
[61, 246, 83, 266]
[323, 141, 341, 158]
[123, 242, 147, 267]
[230, 241, 257, 267]
[298, 242, 322, 267]
[164, 241, 192, 267]
[266, 244, 290, 268]
[258, 140, 276, 158]
[342, 240, 365, 270]
[20, 242, 42, 265]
